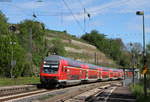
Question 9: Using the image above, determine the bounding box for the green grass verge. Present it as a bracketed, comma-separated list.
[0, 77, 40, 87]
[130, 84, 150, 102]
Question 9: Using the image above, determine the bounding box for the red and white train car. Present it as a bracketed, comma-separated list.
[40, 55, 124, 87]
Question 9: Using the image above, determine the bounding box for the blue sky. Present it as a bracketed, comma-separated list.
[0, 0, 150, 45]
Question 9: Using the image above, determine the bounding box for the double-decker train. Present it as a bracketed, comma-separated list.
[40, 55, 125, 87]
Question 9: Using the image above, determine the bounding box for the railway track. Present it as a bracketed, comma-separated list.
[0, 81, 121, 102]
[0, 89, 48, 102]
[86, 84, 118, 102]
[0, 84, 40, 97]
[65, 82, 136, 102]
[64, 83, 119, 102]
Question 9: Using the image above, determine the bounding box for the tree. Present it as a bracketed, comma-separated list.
[81, 30, 106, 51]
[18, 20, 46, 75]
[0, 11, 9, 35]
[126, 43, 143, 68]
[49, 38, 66, 56]
[0, 33, 27, 77]
[81, 30, 130, 67]
[0, 13, 47, 77]
[146, 44, 150, 68]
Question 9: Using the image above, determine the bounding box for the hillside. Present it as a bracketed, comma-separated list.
[0, 11, 119, 78]
[45, 30, 118, 67]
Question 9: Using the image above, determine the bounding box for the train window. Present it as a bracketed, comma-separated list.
[43, 64, 59, 73]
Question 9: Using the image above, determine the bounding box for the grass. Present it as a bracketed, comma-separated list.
[130, 83, 150, 102]
[63, 42, 81, 49]
[46, 29, 87, 43]
[0, 77, 40, 87]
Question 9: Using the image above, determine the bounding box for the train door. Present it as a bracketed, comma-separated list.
[81, 69, 86, 80]
[59, 60, 68, 80]
[109, 69, 113, 80]
[102, 69, 109, 80]
[86, 69, 88, 80]
[98, 68, 102, 80]
[99, 71, 102, 79]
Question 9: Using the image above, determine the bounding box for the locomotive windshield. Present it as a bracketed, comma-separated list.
[43, 64, 59, 74]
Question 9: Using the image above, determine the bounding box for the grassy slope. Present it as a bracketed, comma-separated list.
[46, 29, 118, 67]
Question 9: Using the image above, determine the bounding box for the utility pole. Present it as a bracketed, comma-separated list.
[28, 13, 37, 76]
[9, 25, 16, 78]
[97, 55, 98, 65]
[10, 41, 16, 78]
[130, 43, 134, 86]
[136, 11, 147, 97]
[142, 13, 147, 97]
[132, 52, 135, 86]
[29, 28, 33, 75]
[94, 52, 97, 65]
[29, 28, 32, 57]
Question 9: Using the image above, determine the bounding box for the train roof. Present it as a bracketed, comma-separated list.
[45, 55, 83, 68]
[44, 55, 119, 70]
[45, 55, 70, 61]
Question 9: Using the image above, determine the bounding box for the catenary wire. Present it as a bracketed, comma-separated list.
[62, 0, 84, 32]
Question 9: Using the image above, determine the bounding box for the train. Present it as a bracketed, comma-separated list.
[40, 55, 126, 87]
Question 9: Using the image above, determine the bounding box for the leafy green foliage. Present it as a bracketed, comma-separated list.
[126, 43, 143, 69]
[0, 12, 28, 77]
[0, 33, 27, 78]
[146, 44, 150, 69]
[0, 11, 47, 77]
[81, 30, 130, 67]
[0, 11, 65, 78]
[18, 20, 46, 67]
[0, 11, 9, 35]
[49, 38, 66, 56]
[130, 83, 150, 102]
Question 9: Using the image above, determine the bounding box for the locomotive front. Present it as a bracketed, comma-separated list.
[40, 55, 60, 87]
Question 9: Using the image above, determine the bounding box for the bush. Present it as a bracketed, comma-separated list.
[130, 83, 150, 102]
[130, 84, 143, 96]
[49, 38, 66, 56]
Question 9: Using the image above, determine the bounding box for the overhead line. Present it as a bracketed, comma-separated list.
[62, 0, 84, 32]
[78, 0, 91, 34]
[78, 0, 86, 33]
[89, 0, 131, 13]
[5, 0, 131, 17]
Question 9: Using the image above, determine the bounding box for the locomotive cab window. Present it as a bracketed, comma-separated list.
[43, 64, 59, 74]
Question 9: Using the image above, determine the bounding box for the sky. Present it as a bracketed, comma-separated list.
[0, 0, 150, 46]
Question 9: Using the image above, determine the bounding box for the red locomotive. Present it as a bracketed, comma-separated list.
[40, 55, 124, 87]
